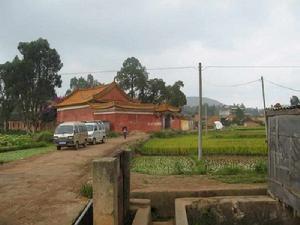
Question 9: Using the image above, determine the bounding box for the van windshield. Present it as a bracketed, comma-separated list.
[55, 125, 73, 134]
[85, 124, 94, 131]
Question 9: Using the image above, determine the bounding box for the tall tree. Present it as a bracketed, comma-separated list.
[0, 58, 19, 130]
[144, 78, 167, 103]
[13, 38, 63, 131]
[290, 96, 300, 106]
[66, 74, 100, 95]
[115, 57, 148, 99]
[165, 81, 187, 107]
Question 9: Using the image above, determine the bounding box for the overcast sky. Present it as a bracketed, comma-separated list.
[1, 0, 300, 107]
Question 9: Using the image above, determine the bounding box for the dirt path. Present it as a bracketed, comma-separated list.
[0, 133, 148, 225]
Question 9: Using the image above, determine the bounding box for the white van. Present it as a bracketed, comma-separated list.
[54, 122, 88, 150]
[85, 121, 106, 144]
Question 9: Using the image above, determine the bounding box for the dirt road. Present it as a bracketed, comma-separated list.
[0, 133, 147, 225]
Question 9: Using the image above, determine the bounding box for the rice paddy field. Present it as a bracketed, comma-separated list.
[140, 127, 267, 156]
[131, 127, 268, 183]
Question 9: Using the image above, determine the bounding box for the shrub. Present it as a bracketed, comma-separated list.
[80, 183, 93, 198]
[254, 160, 268, 174]
[33, 131, 53, 143]
[0, 142, 48, 153]
[107, 131, 121, 138]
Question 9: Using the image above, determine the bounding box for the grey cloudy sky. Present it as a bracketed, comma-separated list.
[1, 0, 300, 107]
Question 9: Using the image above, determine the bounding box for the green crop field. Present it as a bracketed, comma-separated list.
[131, 156, 267, 183]
[140, 127, 267, 156]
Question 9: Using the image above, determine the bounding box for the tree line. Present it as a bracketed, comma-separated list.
[67, 57, 187, 107]
[0, 39, 187, 132]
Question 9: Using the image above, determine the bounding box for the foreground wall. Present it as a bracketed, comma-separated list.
[267, 109, 300, 212]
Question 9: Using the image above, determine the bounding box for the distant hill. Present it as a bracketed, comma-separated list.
[186, 97, 223, 107]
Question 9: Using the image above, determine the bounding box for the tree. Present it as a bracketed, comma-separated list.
[165, 81, 187, 107]
[66, 74, 101, 95]
[234, 106, 245, 125]
[0, 58, 19, 130]
[12, 38, 63, 131]
[143, 78, 167, 104]
[115, 57, 148, 99]
[290, 96, 300, 106]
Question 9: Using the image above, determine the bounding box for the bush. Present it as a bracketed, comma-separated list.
[33, 131, 53, 143]
[0, 142, 48, 153]
[150, 130, 185, 139]
[107, 131, 121, 138]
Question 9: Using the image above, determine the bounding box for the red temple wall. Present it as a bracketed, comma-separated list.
[94, 112, 163, 132]
[57, 106, 94, 123]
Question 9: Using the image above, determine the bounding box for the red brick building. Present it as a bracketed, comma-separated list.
[56, 82, 181, 132]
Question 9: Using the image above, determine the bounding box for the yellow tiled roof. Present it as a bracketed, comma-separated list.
[90, 101, 180, 112]
[57, 84, 110, 107]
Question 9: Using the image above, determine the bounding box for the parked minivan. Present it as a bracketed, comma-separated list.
[53, 122, 88, 150]
[85, 121, 106, 144]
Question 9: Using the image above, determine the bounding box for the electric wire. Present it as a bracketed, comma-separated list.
[265, 79, 300, 92]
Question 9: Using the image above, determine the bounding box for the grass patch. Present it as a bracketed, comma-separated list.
[0, 145, 54, 163]
[131, 156, 267, 184]
[80, 183, 93, 198]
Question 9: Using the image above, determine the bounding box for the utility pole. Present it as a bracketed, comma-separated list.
[261, 76, 268, 139]
[205, 104, 208, 135]
[198, 63, 203, 160]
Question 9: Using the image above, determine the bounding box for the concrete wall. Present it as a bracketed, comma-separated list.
[267, 113, 300, 212]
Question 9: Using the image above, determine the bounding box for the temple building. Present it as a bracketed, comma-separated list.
[56, 82, 182, 132]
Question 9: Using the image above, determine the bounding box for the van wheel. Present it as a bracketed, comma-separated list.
[93, 138, 96, 145]
[74, 142, 79, 150]
[57, 146, 61, 150]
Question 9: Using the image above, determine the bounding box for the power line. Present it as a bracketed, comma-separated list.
[204, 79, 260, 87]
[59, 66, 196, 76]
[265, 79, 300, 92]
[202, 65, 300, 71]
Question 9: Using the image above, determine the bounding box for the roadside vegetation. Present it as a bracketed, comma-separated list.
[131, 127, 268, 184]
[0, 131, 54, 163]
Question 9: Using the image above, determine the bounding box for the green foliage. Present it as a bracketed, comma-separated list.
[66, 74, 101, 95]
[0, 142, 47, 153]
[141, 128, 267, 156]
[33, 131, 53, 143]
[165, 80, 187, 107]
[254, 160, 268, 174]
[131, 156, 267, 183]
[80, 183, 93, 199]
[150, 130, 186, 138]
[116, 57, 186, 107]
[2, 38, 62, 131]
[0, 145, 54, 163]
[115, 57, 148, 99]
[107, 131, 121, 138]
[0, 132, 51, 153]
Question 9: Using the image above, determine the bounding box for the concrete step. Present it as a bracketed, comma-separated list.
[153, 219, 175, 225]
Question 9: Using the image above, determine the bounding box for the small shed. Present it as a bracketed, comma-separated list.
[266, 106, 300, 212]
